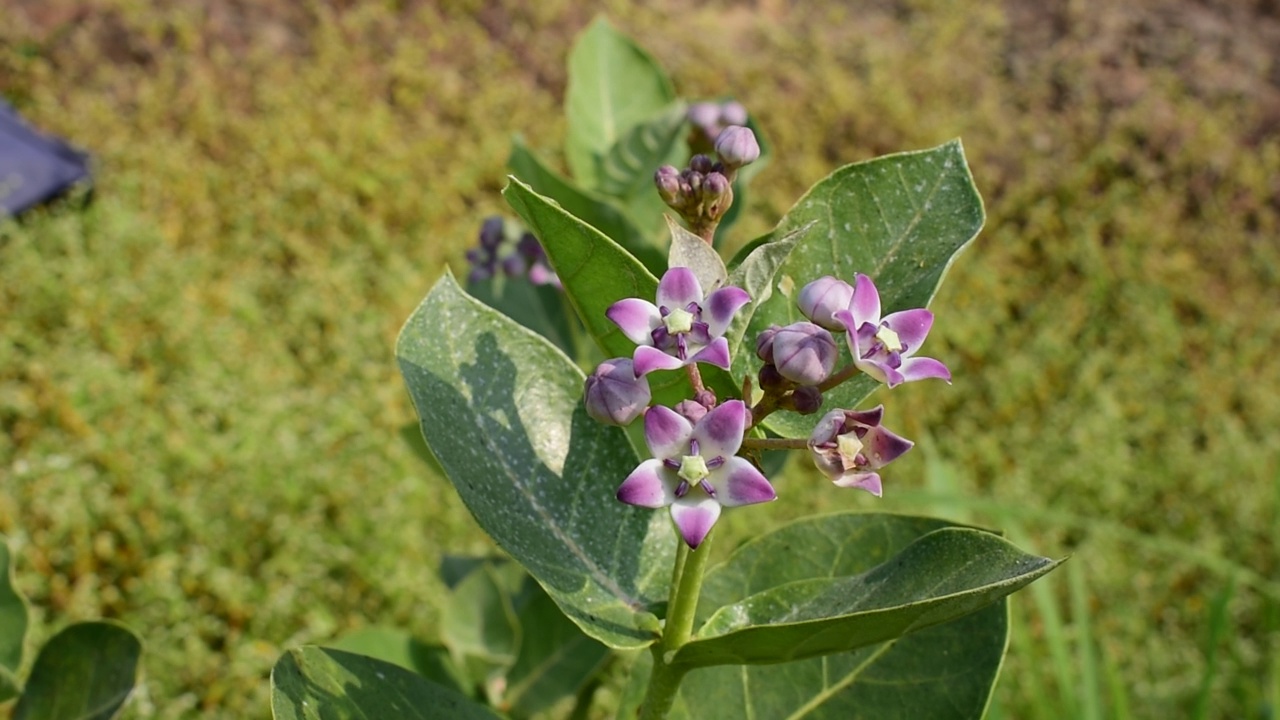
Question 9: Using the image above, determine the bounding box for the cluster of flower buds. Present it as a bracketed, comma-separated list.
[582, 265, 951, 546]
[686, 100, 749, 154]
[465, 216, 561, 289]
[654, 126, 760, 239]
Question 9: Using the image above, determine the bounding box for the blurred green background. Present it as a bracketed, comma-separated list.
[2, 0, 1277, 717]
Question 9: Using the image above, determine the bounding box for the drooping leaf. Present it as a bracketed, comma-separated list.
[565, 18, 675, 190]
[396, 273, 672, 649]
[743, 140, 985, 437]
[13, 621, 141, 720]
[0, 539, 27, 703]
[508, 138, 664, 274]
[271, 646, 502, 720]
[326, 628, 471, 696]
[666, 215, 727, 293]
[503, 587, 610, 718]
[467, 272, 578, 358]
[597, 106, 689, 240]
[670, 514, 1056, 668]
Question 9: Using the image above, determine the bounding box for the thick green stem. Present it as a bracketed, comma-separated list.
[638, 529, 717, 718]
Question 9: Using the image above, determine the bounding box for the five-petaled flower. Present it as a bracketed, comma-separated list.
[606, 267, 750, 377]
[807, 405, 913, 496]
[616, 400, 775, 548]
[833, 274, 951, 388]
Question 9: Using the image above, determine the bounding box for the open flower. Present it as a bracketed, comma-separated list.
[606, 267, 750, 377]
[808, 405, 913, 496]
[833, 274, 951, 388]
[616, 400, 776, 548]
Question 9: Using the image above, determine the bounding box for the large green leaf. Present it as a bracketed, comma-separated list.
[507, 138, 664, 274]
[742, 140, 985, 437]
[670, 514, 1057, 667]
[442, 562, 521, 685]
[0, 538, 27, 702]
[271, 647, 501, 720]
[326, 628, 471, 696]
[396, 273, 672, 649]
[564, 17, 675, 190]
[503, 587, 610, 718]
[13, 622, 141, 720]
[666, 216, 727, 294]
[467, 272, 578, 358]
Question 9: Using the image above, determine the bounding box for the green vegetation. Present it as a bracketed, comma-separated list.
[3, 1, 1278, 717]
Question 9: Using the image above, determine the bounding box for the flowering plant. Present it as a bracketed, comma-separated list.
[271, 18, 1059, 719]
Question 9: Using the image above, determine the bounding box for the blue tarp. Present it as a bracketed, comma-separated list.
[0, 100, 91, 217]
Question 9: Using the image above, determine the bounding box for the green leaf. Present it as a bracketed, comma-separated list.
[0, 538, 28, 703]
[13, 621, 141, 720]
[271, 646, 501, 720]
[503, 176, 658, 363]
[396, 273, 673, 649]
[326, 628, 471, 696]
[508, 138, 664, 274]
[504, 587, 610, 718]
[597, 106, 689, 240]
[565, 18, 675, 189]
[666, 215, 727, 293]
[745, 140, 985, 437]
[671, 514, 1057, 668]
[661, 602, 1010, 719]
[442, 562, 521, 681]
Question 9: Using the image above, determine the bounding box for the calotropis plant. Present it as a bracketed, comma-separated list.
[272, 17, 1061, 720]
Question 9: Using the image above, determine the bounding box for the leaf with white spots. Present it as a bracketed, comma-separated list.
[396, 273, 674, 649]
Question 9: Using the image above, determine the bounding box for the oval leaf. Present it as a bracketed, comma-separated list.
[13, 621, 141, 720]
[504, 588, 609, 718]
[396, 273, 672, 648]
[666, 215, 727, 293]
[744, 140, 985, 437]
[565, 17, 676, 189]
[0, 539, 28, 703]
[271, 646, 501, 720]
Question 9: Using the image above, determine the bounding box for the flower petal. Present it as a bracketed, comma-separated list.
[848, 274, 881, 325]
[844, 405, 884, 428]
[692, 400, 748, 459]
[644, 404, 693, 459]
[862, 425, 914, 468]
[833, 471, 883, 496]
[656, 267, 703, 310]
[712, 457, 777, 506]
[854, 357, 892, 385]
[617, 459, 676, 508]
[670, 497, 721, 548]
[633, 346, 686, 376]
[881, 309, 934, 356]
[897, 356, 952, 384]
[688, 336, 731, 370]
[703, 286, 750, 338]
[607, 299, 661, 345]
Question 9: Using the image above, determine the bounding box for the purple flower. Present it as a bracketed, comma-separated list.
[714, 125, 760, 169]
[606, 267, 750, 377]
[797, 276, 855, 330]
[770, 321, 837, 385]
[584, 358, 651, 426]
[833, 274, 951, 388]
[807, 405, 913, 496]
[617, 400, 776, 548]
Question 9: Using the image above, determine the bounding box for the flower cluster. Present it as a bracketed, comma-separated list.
[583, 265, 950, 547]
[465, 216, 560, 289]
[655, 126, 760, 239]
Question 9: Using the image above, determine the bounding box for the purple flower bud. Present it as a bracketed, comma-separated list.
[703, 172, 732, 220]
[479, 216, 505, 250]
[770, 322, 838, 385]
[797, 276, 855, 330]
[655, 165, 681, 205]
[687, 102, 721, 133]
[683, 169, 704, 195]
[757, 363, 788, 391]
[674, 399, 708, 424]
[690, 154, 715, 175]
[719, 101, 748, 127]
[755, 325, 780, 363]
[501, 253, 526, 277]
[516, 233, 544, 261]
[788, 385, 823, 415]
[584, 358, 652, 426]
[715, 126, 760, 169]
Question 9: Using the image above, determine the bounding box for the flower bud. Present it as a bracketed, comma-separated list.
[797, 276, 855, 330]
[719, 101, 748, 127]
[771, 322, 838, 385]
[755, 325, 780, 363]
[674, 399, 708, 424]
[715, 125, 760, 169]
[757, 363, 788, 391]
[655, 165, 681, 205]
[479, 216, 505, 250]
[689, 154, 715, 175]
[501, 253, 526, 277]
[687, 102, 720, 133]
[788, 385, 823, 414]
[702, 172, 732, 220]
[584, 359, 652, 426]
[516, 233, 545, 261]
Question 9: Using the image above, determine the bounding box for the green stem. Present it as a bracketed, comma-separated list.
[638, 528, 717, 719]
[817, 362, 860, 392]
